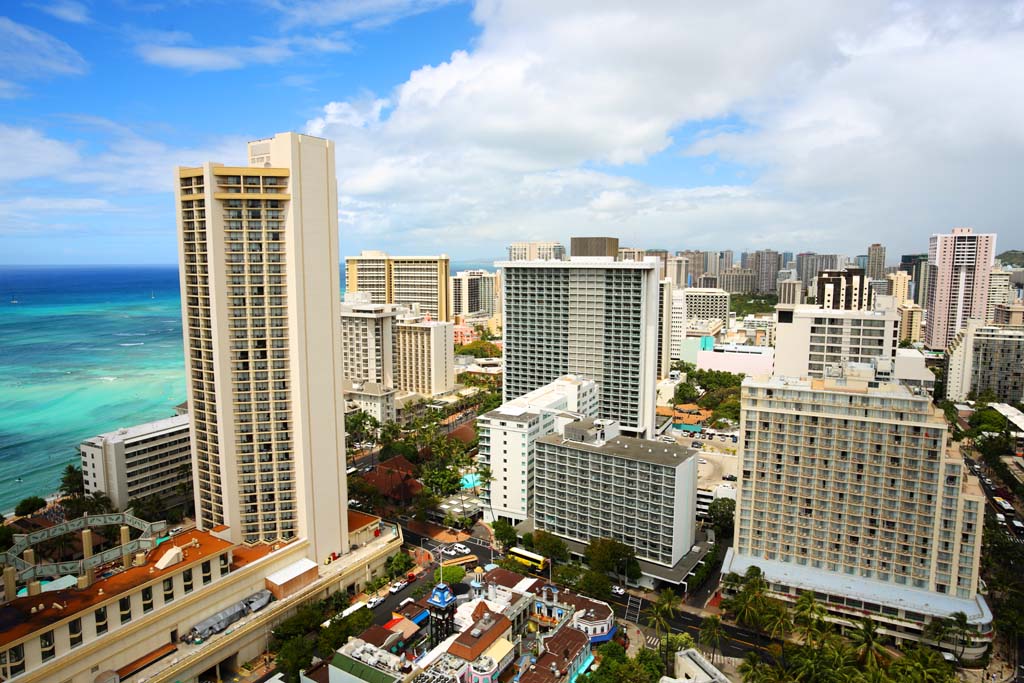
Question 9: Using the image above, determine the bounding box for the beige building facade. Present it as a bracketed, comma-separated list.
[175, 132, 348, 558]
[394, 312, 454, 396]
[345, 251, 451, 321]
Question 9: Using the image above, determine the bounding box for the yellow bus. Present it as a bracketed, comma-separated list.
[508, 547, 549, 571]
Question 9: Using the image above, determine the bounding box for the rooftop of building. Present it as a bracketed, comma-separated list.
[990, 403, 1024, 432]
[743, 368, 935, 402]
[0, 528, 236, 648]
[80, 413, 190, 446]
[496, 257, 656, 270]
[447, 611, 511, 663]
[777, 303, 898, 319]
[723, 549, 992, 625]
[537, 419, 697, 468]
[517, 625, 589, 683]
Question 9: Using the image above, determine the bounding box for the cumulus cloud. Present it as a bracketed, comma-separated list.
[306, 0, 1024, 257]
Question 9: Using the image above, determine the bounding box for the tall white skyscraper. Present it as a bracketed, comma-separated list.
[176, 132, 348, 559]
[925, 227, 996, 349]
[499, 254, 660, 438]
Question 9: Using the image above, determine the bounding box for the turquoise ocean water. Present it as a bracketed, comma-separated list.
[0, 261, 495, 513]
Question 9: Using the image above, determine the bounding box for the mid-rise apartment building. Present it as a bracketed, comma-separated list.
[79, 415, 192, 511]
[898, 303, 924, 343]
[866, 242, 886, 281]
[899, 253, 930, 306]
[683, 288, 730, 322]
[346, 251, 451, 321]
[778, 279, 803, 305]
[451, 269, 499, 318]
[476, 376, 599, 525]
[339, 293, 397, 387]
[945, 320, 1024, 402]
[725, 367, 990, 656]
[667, 256, 689, 289]
[175, 132, 347, 555]
[535, 418, 697, 568]
[815, 267, 872, 310]
[750, 250, 782, 294]
[887, 271, 911, 306]
[925, 227, 996, 350]
[987, 268, 1012, 322]
[718, 267, 756, 294]
[394, 311, 454, 396]
[658, 279, 673, 379]
[670, 289, 688, 361]
[774, 300, 900, 378]
[499, 254, 659, 438]
[993, 301, 1024, 326]
[506, 241, 566, 261]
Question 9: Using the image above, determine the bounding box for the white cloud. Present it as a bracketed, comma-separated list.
[30, 1, 92, 24]
[0, 16, 88, 79]
[268, 0, 461, 29]
[135, 32, 349, 72]
[303, 0, 1024, 257]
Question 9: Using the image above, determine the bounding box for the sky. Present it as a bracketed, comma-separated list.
[0, 0, 1022, 265]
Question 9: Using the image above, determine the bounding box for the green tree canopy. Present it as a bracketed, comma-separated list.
[15, 496, 47, 517]
[59, 464, 84, 497]
[455, 340, 502, 358]
[434, 565, 466, 584]
[673, 381, 699, 404]
[492, 519, 518, 548]
[533, 530, 569, 563]
[707, 497, 736, 535]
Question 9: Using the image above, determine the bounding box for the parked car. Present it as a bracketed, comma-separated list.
[611, 585, 626, 597]
[723, 474, 737, 482]
[691, 441, 702, 448]
[452, 543, 470, 554]
[440, 546, 458, 556]
[368, 596, 385, 609]
[698, 458, 708, 464]
[389, 581, 408, 594]
[170, 527, 184, 535]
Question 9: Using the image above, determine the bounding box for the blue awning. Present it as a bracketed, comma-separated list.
[590, 623, 618, 644]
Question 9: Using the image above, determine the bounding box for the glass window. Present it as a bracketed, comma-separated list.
[40, 630, 55, 662]
[183, 568, 194, 594]
[69, 618, 83, 647]
[95, 605, 108, 634]
[120, 596, 132, 624]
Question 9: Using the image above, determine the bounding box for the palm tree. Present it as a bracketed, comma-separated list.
[923, 617, 951, 649]
[699, 615, 725, 665]
[949, 611, 970, 663]
[646, 591, 677, 670]
[761, 600, 793, 642]
[738, 651, 763, 682]
[888, 646, 955, 683]
[792, 590, 828, 644]
[847, 617, 890, 669]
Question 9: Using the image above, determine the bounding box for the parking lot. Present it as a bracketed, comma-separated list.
[662, 430, 740, 485]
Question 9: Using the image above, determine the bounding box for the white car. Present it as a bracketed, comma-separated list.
[389, 581, 408, 594]
[367, 596, 385, 608]
[698, 458, 707, 464]
[452, 543, 470, 554]
[611, 586, 626, 597]
[440, 546, 458, 556]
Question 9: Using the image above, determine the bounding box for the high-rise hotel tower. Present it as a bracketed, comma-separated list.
[175, 132, 348, 559]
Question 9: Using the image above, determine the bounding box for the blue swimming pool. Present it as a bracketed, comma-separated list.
[461, 473, 481, 489]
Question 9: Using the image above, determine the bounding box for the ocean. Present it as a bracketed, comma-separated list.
[0, 260, 497, 513]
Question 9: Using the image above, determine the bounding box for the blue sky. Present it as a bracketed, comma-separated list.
[1, 1, 1022, 264]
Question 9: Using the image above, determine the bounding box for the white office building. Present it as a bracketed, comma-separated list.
[945, 320, 1024, 403]
[683, 288, 730, 322]
[476, 376, 599, 525]
[535, 418, 697, 568]
[451, 269, 499, 319]
[339, 293, 397, 387]
[725, 367, 990, 657]
[80, 415, 192, 511]
[499, 255, 660, 438]
[774, 299, 900, 379]
[506, 241, 566, 261]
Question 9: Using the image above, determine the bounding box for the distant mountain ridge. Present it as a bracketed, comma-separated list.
[998, 250, 1024, 267]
